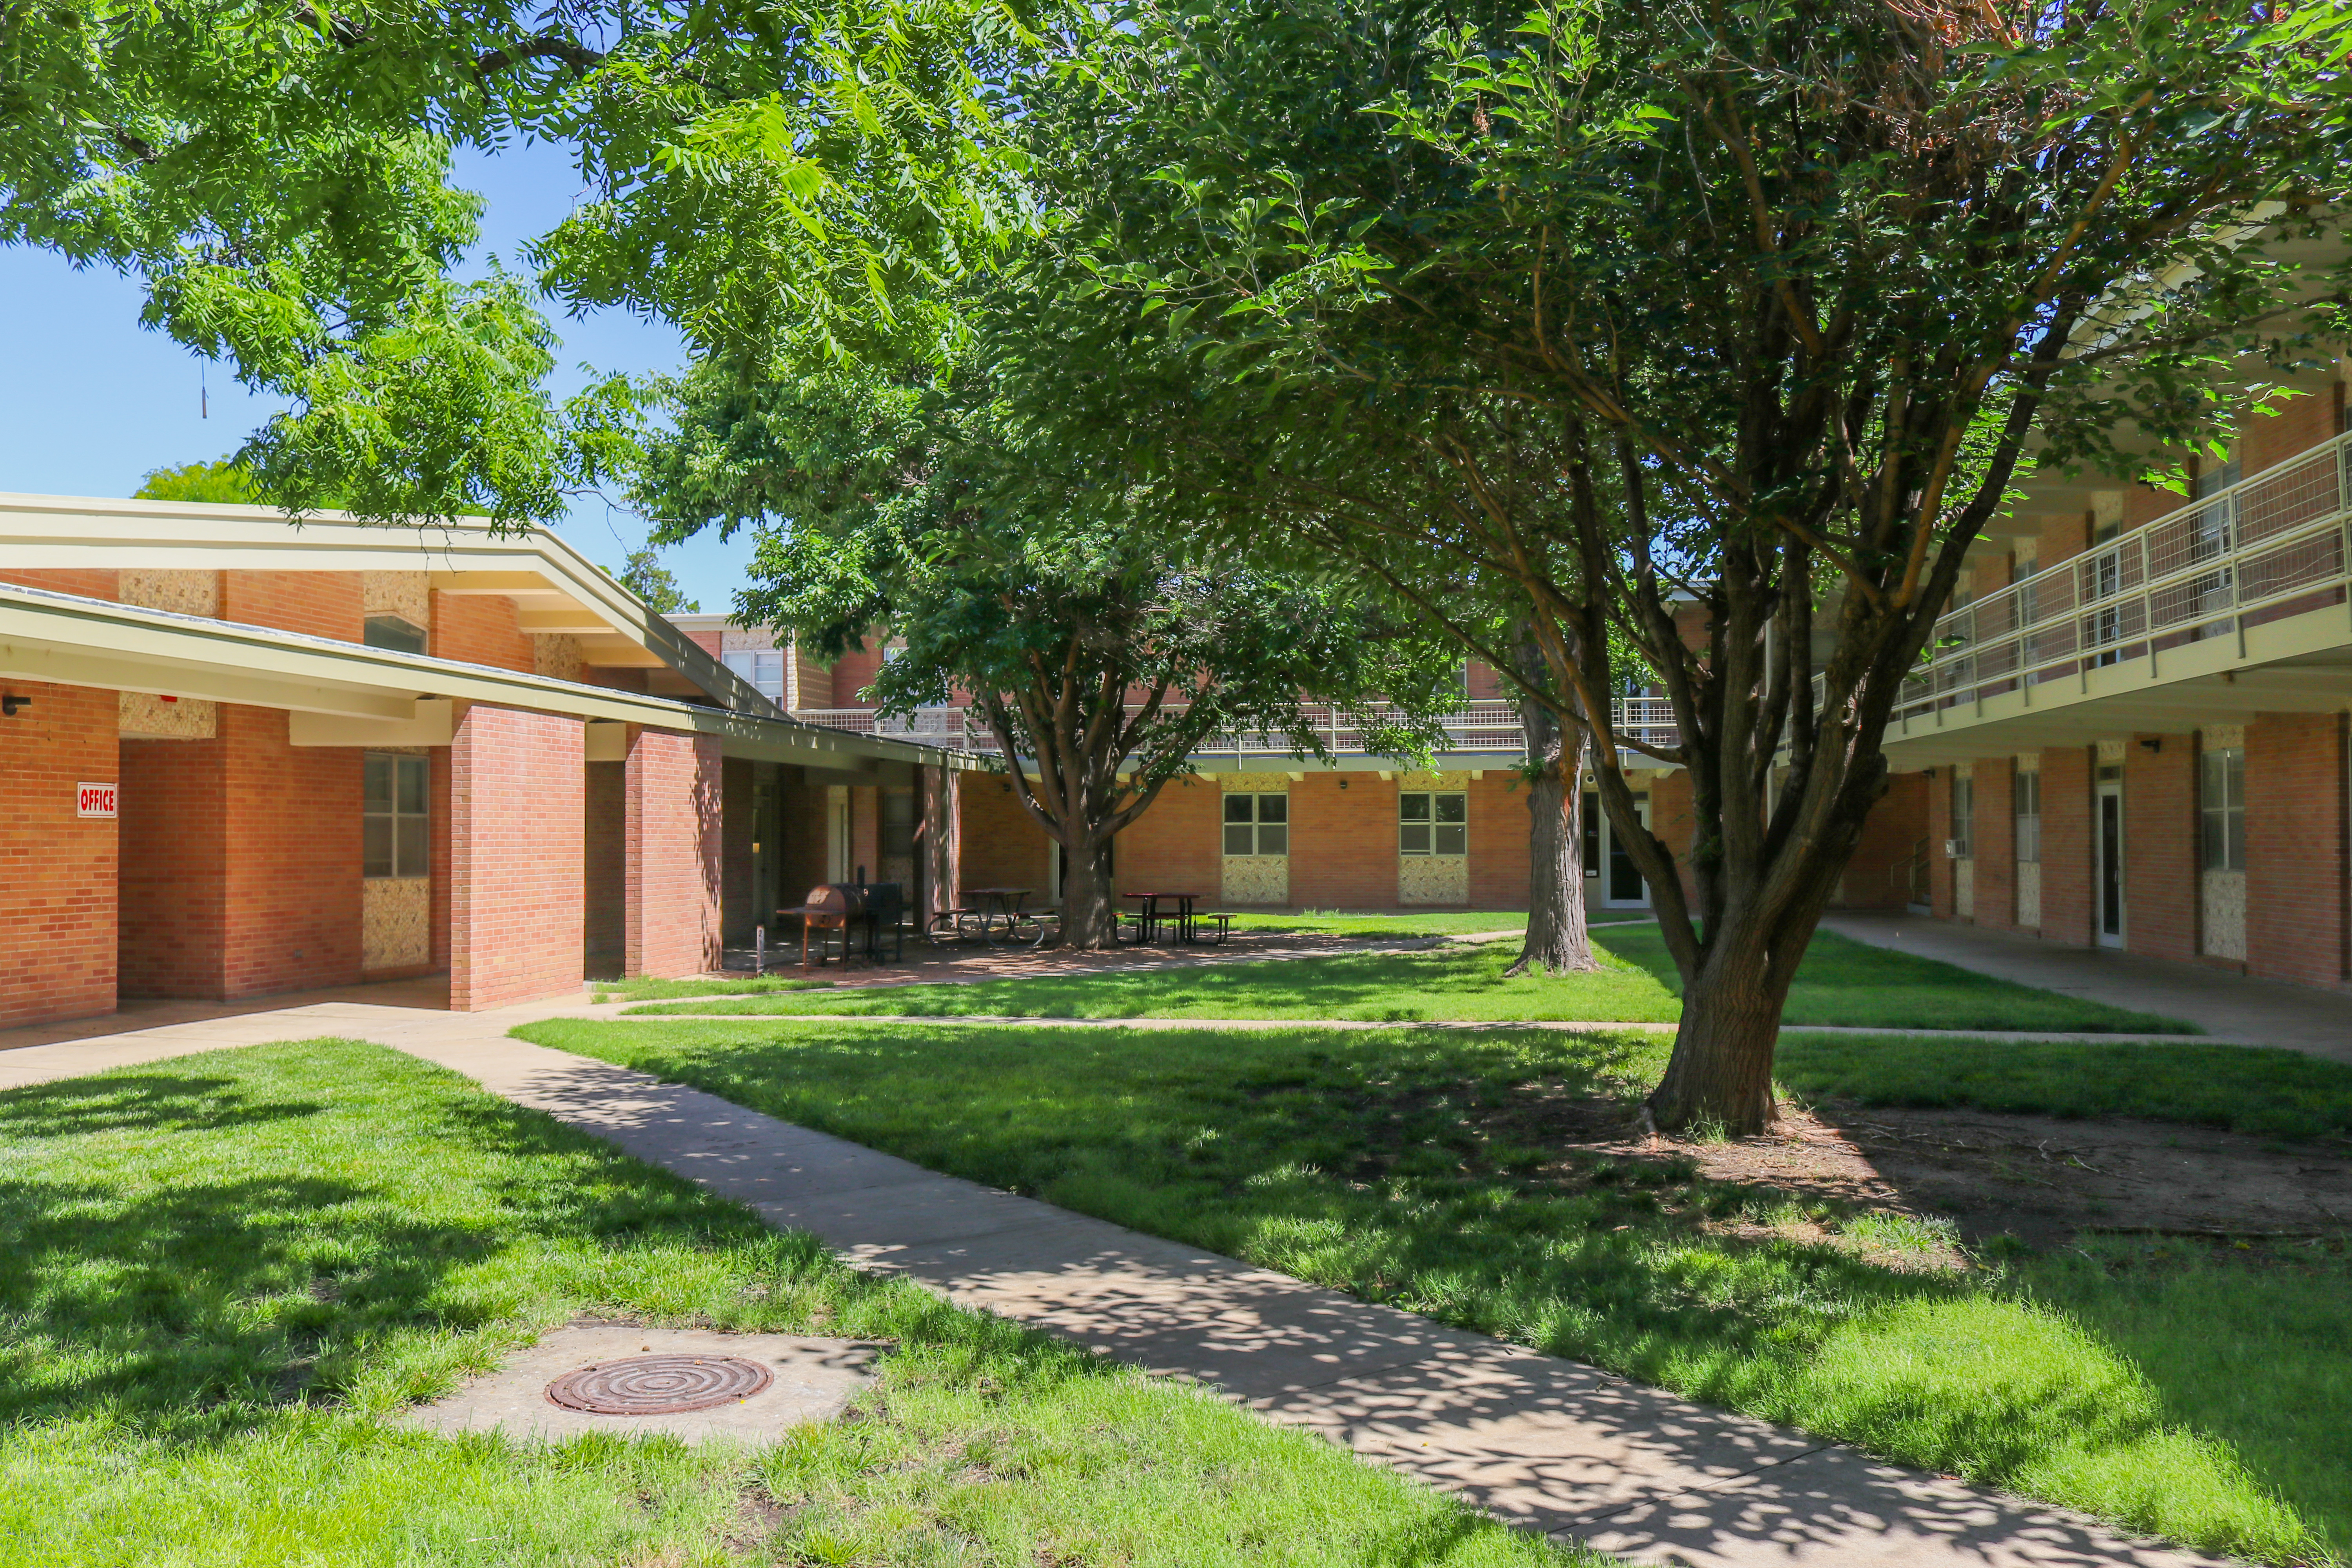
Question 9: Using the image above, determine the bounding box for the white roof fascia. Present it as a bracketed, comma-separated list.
[0, 493, 780, 720]
[0, 582, 973, 771]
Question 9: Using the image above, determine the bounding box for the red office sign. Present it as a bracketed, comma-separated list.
[76, 782, 118, 818]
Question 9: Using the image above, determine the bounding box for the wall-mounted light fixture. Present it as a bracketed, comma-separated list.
[1, 695, 29, 717]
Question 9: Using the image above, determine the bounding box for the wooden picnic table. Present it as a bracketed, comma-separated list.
[955, 886, 1049, 947]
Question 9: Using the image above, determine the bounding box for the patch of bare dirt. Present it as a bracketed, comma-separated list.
[1586, 1098, 2352, 1253]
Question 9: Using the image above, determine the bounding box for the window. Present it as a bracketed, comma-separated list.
[1399, 791, 1467, 856]
[2200, 746, 2245, 872]
[2013, 768, 2040, 864]
[1223, 793, 1287, 855]
[363, 615, 426, 654]
[722, 650, 786, 703]
[363, 753, 429, 879]
[881, 790, 916, 859]
[1950, 774, 1974, 860]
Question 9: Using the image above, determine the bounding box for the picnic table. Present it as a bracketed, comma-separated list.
[936, 886, 1051, 948]
[1120, 890, 1200, 945]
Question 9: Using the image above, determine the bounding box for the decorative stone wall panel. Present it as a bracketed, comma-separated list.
[120, 568, 218, 617]
[533, 634, 584, 682]
[2201, 868, 2247, 960]
[361, 570, 430, 625]
[2016, 862, 2041, 928]
[1954, 857, 1975, 920]
[1398, 854, 1468, 905]
[1221, 855, 1289, 905]
[363, 877, 432, 970]
[118, 691, 216, 739]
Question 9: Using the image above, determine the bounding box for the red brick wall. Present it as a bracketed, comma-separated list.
[830, 647, 887, 708]
[2041, 746, 2094, 946]
[450, 705, 583, 1010]
[432, 592, 535, 672]
[1647, 772, 1699, 905]
[1971, 760, 2016, 931]
[584, 760, 626, 979]
[118, 736, 224, 998]
[2034, 510, 2089, 571]
[430, 745, 453, 971]
[956, 775, 1054, 898]
[1926, 769, 1955, 918]
[1839, 771, 1927, 910]
[1290, 773, 1398, 908]
[2242, 381, 2341, 474]
[2122, 481, 2179, 530]
[1114, 776, 1222, 898]
[0, 568, 119, 600]
[849, 784, 883, 884]
[720, 757, 757, 946]
[218, 706, 363, 997]
[2246, 712, 2346, 986]
[0, 682, 118, 1026]
[221, 571, 362, 641]
[625, 728, 723, 977]
[118, 705, 362, 1001]
[775, 774, 832, 903]
[1469, 772, 1533, 907]
[2123, 734, 2198, 963]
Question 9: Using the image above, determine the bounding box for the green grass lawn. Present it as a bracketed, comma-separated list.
[532, 1016, 2352, 1565]
[0, 1039, 1590, 1568]
[1226, 909, 1549, 938]
[626, 924, 2197, 1035]
[592, 973, 835, 1003]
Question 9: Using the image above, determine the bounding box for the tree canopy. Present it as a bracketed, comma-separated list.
[953, 0, 2352, 1125]
[634, 356, 1462, 944]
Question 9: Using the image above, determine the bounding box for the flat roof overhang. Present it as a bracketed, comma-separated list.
[0, 583, 978, 781]
[0, 492, 777, 717]
[1879, 597, 2352, 766]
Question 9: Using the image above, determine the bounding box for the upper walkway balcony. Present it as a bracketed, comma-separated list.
[788, 697, 1682, 768]
[1881, 429, 2352, 763]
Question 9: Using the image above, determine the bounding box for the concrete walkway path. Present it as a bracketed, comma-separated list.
[0, 998, 2220, 1568]
[1824, 911, 2352, 1063]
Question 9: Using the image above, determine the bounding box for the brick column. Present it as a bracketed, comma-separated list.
[450, 705, 584, 1011]
[2246, 712, 2346, 986]
[2123, 732, 2198, 962]
[1926, 769, 1955, 918]
[1972, 759, 2016, 931]
[0, 681, 119, 1027]
[2040, 746, 2094, 946]
[624, 727, 723, 978]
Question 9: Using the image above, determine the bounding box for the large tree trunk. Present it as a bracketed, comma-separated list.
[1509, 629, 1595, 976]
[1056, 833, 1121, 949]
[1645, 935, 1792, 1134]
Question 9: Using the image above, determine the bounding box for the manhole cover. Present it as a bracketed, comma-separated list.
[544, 1354, 775, 1415]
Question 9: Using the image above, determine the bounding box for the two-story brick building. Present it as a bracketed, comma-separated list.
[0, 495, 972, 1030]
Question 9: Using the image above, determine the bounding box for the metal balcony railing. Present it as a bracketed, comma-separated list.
[790, 697, 1681, 761]
[1896, 430, 2352, 722]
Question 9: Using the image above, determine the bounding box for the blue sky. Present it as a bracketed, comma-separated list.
[0, 138, 757, 615]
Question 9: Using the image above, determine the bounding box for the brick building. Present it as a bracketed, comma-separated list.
[0, 495, 973, 1029]
[674, 611, 1710, 918]
[1868, 358, 2352, 993]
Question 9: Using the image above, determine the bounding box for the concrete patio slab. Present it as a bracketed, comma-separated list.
[1824, 911, 2352, 1062]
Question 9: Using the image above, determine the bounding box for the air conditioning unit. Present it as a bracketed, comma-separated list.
[1943, 839, 1962, 859]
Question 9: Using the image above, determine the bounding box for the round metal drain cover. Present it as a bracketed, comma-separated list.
[544, 1354, 775, 1415]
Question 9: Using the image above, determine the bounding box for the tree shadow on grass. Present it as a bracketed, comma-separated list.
[0, 1069, 329, 1140]
[569, 1020, 2338, 1556]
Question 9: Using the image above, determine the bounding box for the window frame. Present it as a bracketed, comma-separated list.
[2013, 768, 2041, 865]
[721, 649, 786, 703]
[1222, 792, 1288, 857]
[1399, 790, 1467, 857]
[2200, 745, 2246, 873]
[1950, 773, 1974, 860]
[362, 614, 427, 655]
[363, 752, 430, 880]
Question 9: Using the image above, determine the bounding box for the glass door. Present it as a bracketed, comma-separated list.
[1603, 799, 1651, 908]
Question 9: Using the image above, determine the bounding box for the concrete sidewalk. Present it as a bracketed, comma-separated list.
[1824, 911, 2352, 1062]
[0, 1001, 2220, 1568]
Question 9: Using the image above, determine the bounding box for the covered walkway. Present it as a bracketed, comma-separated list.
[1822, 912, 2352, 1062]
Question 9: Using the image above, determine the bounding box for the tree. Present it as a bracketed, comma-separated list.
[132, 458, 256, 506]
[1507, 621, 1594, 978]
[633, 359, 1460, 947]
[617, 548, 699, 614]
[5, 0, 1034, 523]
[987, 0, 2352, 1129]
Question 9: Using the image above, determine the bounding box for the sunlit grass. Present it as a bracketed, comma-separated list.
[0, 1040, 1594, 1568]
[532, 1016, 2345, 1564]
[626, 925, 2196, 1035]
